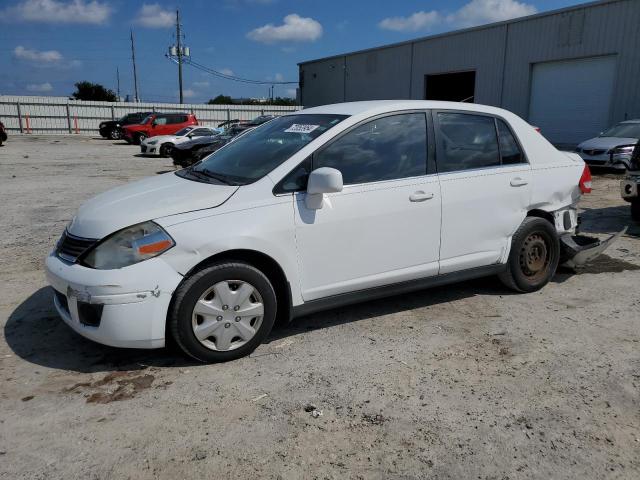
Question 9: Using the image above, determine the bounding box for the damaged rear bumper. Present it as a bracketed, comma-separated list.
[560, 228, 627, 269]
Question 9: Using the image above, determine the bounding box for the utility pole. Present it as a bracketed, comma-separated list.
[116, 67, 120, 100]
[176, 10, 184, 104]
[130, 29, 139, 103]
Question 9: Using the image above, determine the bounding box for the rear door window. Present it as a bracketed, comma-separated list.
[436, 113, 500, 173]
[314, 113, 428, 185]
[497, 119, 526, 165]
[154, 116, 168, 125]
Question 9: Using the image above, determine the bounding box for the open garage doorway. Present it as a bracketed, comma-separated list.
[425, 71, 476, 102]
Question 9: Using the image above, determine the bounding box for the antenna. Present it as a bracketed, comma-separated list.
[116, 67, 120, 101]
[130, 29, 140, 103]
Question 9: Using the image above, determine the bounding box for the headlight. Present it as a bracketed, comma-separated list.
[146, 139, 158, 145]
[99, 123, 105, 128]
[609, 145, 635, 156]
[83, 221, 174, 269]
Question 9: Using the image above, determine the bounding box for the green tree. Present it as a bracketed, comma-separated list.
[207, 95, 233, 105]
[71, 81, 118, 102]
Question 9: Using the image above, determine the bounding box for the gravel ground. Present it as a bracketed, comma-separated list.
[0, 135, 639, 480]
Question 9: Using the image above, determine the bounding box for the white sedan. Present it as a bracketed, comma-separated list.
[47, 100, 618, 363]
[140, 126, 222, 157]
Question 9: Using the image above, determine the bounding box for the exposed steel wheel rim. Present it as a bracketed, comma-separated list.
[191, 280, 264, 352]
[519, 232, 551, 283]
[109, 129, 120, 140]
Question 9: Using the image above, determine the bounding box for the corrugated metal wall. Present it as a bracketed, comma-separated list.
[299, 0, 640, 142]
[0, 95, 301, 134]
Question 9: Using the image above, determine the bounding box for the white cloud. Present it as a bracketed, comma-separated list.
[247, 14, 323, 43]
[274, 73, 284, 82]
[182, 89, 196, 98]
[379, 11, 441, 32]
[26, 82, 53, 92]
[285, 88, 297, 98]
[192, 81, 210, 88]
[219, 68, 234, 76]
[379, 0, 536, 32]
[1, 0, 111, 24]
[13, 45, 80, 68]
[14, 46, 62, 63]
[136, 3, 173, 28]
[449, 0, 537, 27]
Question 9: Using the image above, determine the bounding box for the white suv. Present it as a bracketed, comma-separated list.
[47, 101, 599, 363]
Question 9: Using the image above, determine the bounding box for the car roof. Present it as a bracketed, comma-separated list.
[296, 100, 515, 118]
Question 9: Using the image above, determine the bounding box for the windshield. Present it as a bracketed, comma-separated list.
[600, 123, 640, 138]
[175, 127, 195, 136]
[190, 114, 347, 185]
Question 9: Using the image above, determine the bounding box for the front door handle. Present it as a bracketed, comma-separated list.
[409, 191, 434, 202]
[510, 177, 528, 187]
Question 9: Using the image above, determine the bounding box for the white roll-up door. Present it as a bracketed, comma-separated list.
[528, 56, 616, 146]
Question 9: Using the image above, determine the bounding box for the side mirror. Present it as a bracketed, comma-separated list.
[305, 167, 343, 210]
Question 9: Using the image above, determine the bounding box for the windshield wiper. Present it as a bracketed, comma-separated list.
[190, 168, 241, 186]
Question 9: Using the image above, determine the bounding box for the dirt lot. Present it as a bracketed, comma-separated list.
[0, 135, 639, 479]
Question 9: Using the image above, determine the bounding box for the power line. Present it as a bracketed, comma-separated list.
[166, 55, 297, 86]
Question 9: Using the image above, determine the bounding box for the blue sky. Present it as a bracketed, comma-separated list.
[1, 0, 582, 103]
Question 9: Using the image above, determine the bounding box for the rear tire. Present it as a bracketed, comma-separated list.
[631, 199, 640, 221]
[168, 261, 277, 363]
[499, 217, 560, 293]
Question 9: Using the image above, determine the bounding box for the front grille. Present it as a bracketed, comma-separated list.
[582, 149, 607, 156]
[56, 230, 98, 263]
[141, 145, 147, 153]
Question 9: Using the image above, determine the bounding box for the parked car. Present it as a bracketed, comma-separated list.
[171, 128, 255, 168]
[575, 119, 640, 170]
[47, 101, 620, 363]
[140, 126, 222, 157]
[228, 115, 275, 135]
[99, 112, 153, 140]
[0, 120, 7, 146]
[122, 113, 198, 145]
[620, 140, 640, 220]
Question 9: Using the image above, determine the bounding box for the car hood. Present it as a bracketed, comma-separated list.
[68, 173, 238, 239]
[175, 135, 221, 150]
[578, 137, 638, 150]
[143, 134, 178, 145]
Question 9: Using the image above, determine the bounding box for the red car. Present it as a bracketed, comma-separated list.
[122, 112, 198, 145]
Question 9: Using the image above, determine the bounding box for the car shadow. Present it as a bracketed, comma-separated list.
[267, 276, 516, 343]
[579, 205, 639, 236]
[4, 287, 194, 373]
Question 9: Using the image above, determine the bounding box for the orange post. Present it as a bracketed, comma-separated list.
[25, 113, 31, 134]
[73, 115, 79, 134]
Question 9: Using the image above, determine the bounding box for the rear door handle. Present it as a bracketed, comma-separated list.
[409, 191, 434, 202]
[510, 177, 528, 187]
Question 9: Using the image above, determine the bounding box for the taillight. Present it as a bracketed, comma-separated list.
[579, 165, 592, 194]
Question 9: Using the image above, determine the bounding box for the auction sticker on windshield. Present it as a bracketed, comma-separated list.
[284, 124, 319, 134]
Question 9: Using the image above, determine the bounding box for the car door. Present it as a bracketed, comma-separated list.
[292, 112, 442, 301]
[434, 111, 532, 274]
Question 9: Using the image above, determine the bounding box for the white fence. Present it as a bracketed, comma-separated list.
[0, 95, 301, 135]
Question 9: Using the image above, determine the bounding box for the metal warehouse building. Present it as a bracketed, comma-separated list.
[298, 0, 640, 146]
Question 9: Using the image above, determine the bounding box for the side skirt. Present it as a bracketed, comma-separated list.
[292, 263, 507, 319]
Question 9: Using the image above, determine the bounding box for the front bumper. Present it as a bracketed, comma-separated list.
[45, 253, 183, 349]
[621, 174, 640, 202]
[579, 153, 629, 170]
[140, 144, 159, 155]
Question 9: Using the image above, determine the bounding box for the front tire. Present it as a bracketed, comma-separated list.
[160, 143, 173, 157]
[168, 262, 277, 363]
[499, 217, 560, 293]
[109, 129, 121, 140]
[631, 199, 640, 221]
